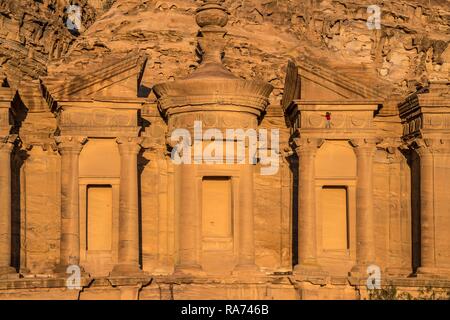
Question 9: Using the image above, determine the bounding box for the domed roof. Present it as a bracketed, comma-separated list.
[153, 0, 273, 114]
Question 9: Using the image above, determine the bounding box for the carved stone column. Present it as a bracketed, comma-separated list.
[293, 137, 324, 275]
[112, 137, 143, 276]
[379, 140, 411, 276]
[54, 136, 87, 273]
[234, 162, 259, 274]
[175, 163, 204, 275]
[350, 138, 377, 276]
[0, 135, 17, 276]
[415, 139, 436, 275]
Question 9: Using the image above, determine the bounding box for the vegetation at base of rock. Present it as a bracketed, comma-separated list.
[368, 285, 450, 300]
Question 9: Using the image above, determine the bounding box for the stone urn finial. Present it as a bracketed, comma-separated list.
[153, 0, 274, 127]
[195, 0, 229, 65]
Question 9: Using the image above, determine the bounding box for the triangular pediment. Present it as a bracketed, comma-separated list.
[282, 58, 386, 111]
[41, 53, 148, 103]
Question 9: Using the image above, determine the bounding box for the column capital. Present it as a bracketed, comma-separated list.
[116, 137, 143, 156]
[413, 138, 450, 156]
[292, 137, 324, 156]
[350, 138, 378, 157]
[55, 136, 87, 155]
[0, 135, 18, 154]
[376, 138, 404, 163]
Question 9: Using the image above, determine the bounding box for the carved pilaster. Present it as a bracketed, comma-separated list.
[412, 138, 446, 275]
[377, 139, 411, 276]
[349, 138, 377, 276]
[0, 135, 18, 276]
[54, 136, 87, 273]
[233, 162, 259, 275]
[111, 137, 144, 276]
[293, 137, 325, 276]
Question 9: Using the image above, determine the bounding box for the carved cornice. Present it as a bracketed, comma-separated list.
[154, 79, 273, 116]
[399, 80, 450, 139]
[398, 92, 420, 119]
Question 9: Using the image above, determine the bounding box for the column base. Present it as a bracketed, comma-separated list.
[385, 267, 412, 277]
[174, 264, 206, 277]
[52, 264, 88, 277]
[416, 267, 450, 278]
[0, 266, 18, 279]
[232, 264, 262, 277]
[293, 264, 328, 284]
[110, 263, 143, 277]
[293, 263, 327, 277]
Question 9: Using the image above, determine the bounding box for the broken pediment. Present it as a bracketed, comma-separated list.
[0, 76, 16, 136]
[399, 80, 450, 139]
[41, 53, 148, 107]
[281, 59, 385, 137]
[281, 58, 387, 111]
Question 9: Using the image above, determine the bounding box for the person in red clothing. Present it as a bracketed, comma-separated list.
[325, 112, 331, 128]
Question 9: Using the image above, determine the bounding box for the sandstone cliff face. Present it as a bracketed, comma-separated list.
[1, 0, 448, 102]
[0, 0, 103, 86]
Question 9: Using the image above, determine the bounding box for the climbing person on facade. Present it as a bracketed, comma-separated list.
[324, 112, 331, 128]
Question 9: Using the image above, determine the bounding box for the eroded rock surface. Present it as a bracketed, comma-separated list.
[2, 0, 448, 99]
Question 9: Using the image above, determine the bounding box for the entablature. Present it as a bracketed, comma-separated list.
[399, 81, 450, 140]
[287, 100, 380, 137]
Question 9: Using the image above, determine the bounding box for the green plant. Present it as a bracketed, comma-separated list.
[368, 285, 450, 300]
